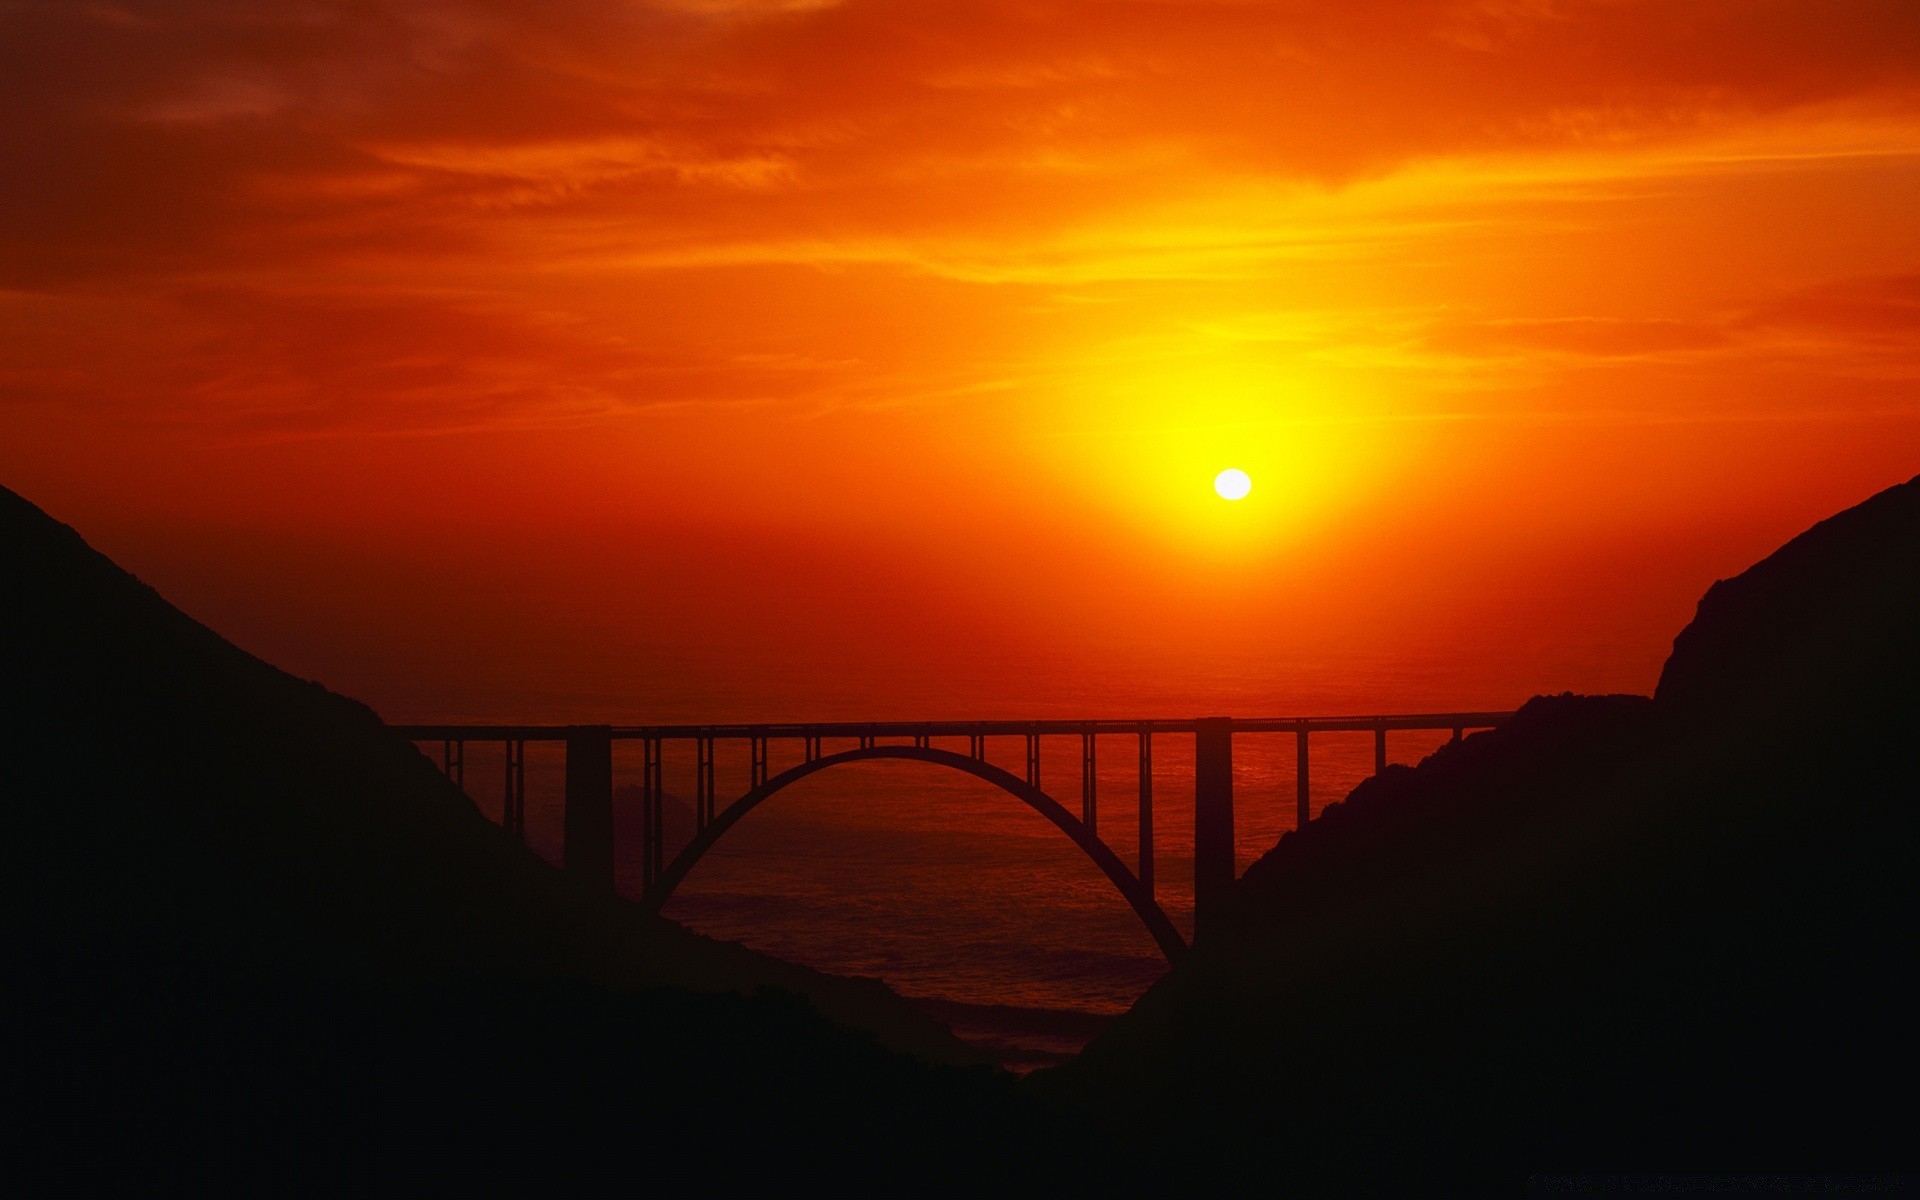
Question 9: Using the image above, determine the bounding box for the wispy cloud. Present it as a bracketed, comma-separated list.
[2, 0, 1918, 441]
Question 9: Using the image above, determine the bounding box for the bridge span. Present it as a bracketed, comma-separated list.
[393, 713, 1512, 960]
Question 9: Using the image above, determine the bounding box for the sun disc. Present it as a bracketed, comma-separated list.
[1214, 468, 1251, 501]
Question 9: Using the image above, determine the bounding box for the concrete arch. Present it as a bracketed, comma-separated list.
[642, 745, 1188, 962]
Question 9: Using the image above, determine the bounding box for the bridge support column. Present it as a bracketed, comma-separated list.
[1081, 732, 1097, 833]
[1194, 717, 1235, 945]
[564, 725, 615, 891]
[696, 736, 715, 829]
[1137, 727, 1154, 894]
[645, 737, 665, 888]
[504, 738, 526, 841]
[1296, 724, 1311, 830]
[442, 739, 464, 789]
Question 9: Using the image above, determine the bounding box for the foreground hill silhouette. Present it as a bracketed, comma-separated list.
[13, 473, 1915, 1189]
[1053, 474, 1919, 1185]
[1, 485, 1064, 1188]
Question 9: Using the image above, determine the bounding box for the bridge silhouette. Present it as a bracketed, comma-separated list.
[395, 714, 1511, 960]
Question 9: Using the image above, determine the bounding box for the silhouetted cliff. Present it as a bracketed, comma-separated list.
[1658, 474, 1920, 723]
[2, 485, 1042, 1188]
[1053, 474, 1920, 1187]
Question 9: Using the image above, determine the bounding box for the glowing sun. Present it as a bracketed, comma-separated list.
[1213, 468, 1252, 501]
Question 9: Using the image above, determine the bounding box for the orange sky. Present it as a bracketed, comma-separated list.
[4, 0, 1918, 722]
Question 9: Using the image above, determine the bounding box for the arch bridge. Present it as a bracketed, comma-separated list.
[394, 714, 1512, 960]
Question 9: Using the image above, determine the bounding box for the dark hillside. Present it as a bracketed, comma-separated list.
[1054, 475, 1920, 1187]
[1, 485, 1048, 1187]
[1658, 472, 1920, 726]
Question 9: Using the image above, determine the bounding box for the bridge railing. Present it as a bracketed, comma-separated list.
[395, 713, 1513, 741]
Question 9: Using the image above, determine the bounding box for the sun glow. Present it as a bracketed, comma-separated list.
[1214, 468, 1251, 500]
[1022, 346, 1408, 564]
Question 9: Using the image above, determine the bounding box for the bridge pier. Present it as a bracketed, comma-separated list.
[696, 736, 716, 829]
[1296, 724, 1311, 830]
[641, 736, 662, 890]
[1193, 717, 1235, 945]
[503, 738, 525, 841]
[564, 725, 615, 891]
[442, 738, 464, 789]
[1081, 732, 1097, 833]
[1137, 727, 1154, 894]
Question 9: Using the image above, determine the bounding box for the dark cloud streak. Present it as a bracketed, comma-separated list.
[6, 0, 1919, 286]
[3, 0, 1918, 433]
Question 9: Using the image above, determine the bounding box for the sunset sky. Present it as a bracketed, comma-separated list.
[5, 0, 1918, 722]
